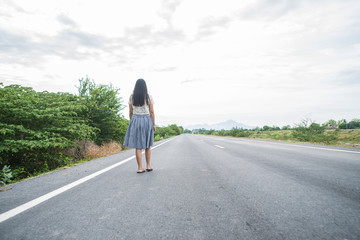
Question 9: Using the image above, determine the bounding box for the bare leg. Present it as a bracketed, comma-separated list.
[136, 149, 144, 171]
[145, 147, 152, 170]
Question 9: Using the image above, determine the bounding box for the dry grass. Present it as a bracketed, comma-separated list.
[61, 140, 124, 161]
[337, 129, 360, 148]
[85, 141, 123, 159]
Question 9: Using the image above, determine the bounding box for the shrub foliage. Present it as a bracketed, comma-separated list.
[0, 84, 97, 176]
[292, 119, 338, 144]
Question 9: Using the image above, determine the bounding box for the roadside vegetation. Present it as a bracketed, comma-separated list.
[0, 79, 182, 185]
[190, 118, 360, 148]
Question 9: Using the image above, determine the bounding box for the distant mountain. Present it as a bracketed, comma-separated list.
[185, 119, 255, 130]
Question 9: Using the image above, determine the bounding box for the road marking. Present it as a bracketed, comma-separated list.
[0, 137, 176, 223]
[214, 137, 360, 154]
[261, 141, 360, 154]
[215, 145, 225, 149]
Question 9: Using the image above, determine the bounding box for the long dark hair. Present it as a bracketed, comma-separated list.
[132, 79, 150, 106]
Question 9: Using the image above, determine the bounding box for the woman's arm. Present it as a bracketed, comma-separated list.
[129, 104, 133, 120]
[149, 103, 156, 132]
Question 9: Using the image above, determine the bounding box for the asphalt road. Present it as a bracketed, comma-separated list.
[1, 134, 360, 239]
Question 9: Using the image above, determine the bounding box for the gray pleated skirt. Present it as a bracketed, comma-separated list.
[123, 114, 154, 149]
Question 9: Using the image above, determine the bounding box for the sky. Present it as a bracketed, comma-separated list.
[1, 0, 359, 128]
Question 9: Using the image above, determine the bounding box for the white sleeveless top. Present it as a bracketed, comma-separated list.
[129, 94, 154, 115]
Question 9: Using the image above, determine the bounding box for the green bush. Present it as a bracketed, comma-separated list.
[12, 167, 27, 180]
[237, 131, 252, 137]
[217, 130, 226, 136]
[227, 127, 251, 137]
[206, 129, 216, 135]
[154, 124, 183, 140]
[0, 165, 13, 185]
[154, 135, 163, 141]
[0, 84, 98, 174]
[292, 119, 339, 143]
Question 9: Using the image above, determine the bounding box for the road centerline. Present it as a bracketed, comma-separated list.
[215, 145, 225, 149]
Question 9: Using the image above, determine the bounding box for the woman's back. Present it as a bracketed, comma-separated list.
[129, 94, 154, 115]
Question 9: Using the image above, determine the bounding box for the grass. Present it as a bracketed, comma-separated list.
[248, 129, 360, 148]
[337, 129, 360, 148]
[85, 141, 123, 159]
[202, 129, 360, 149]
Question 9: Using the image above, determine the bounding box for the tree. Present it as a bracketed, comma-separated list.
[183, 129, 192, 134]
[77, 77, 127, 145]
[262, 125, 271, 131]
[338, 118, 360, 129]
[323, 119, 337, 129]
[167, 124, 180, 136]
[338, 119, 348, 129]
[348, 119, 360, 129]
[281, 125, 291, 130]
[178, 126, 184, 134]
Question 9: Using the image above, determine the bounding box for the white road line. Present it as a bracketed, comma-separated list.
[215, 145, 225, 149]
[0, 137, 176, 223]
[213, 137, 360, 154]
[257, 141, 360, 154]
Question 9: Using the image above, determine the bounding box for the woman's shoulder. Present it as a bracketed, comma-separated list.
[149, 94, 154, 104]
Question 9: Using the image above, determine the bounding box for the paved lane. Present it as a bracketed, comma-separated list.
[1, 134, 359, 239]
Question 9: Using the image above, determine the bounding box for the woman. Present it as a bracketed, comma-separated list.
[123, 79, 156, 173]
